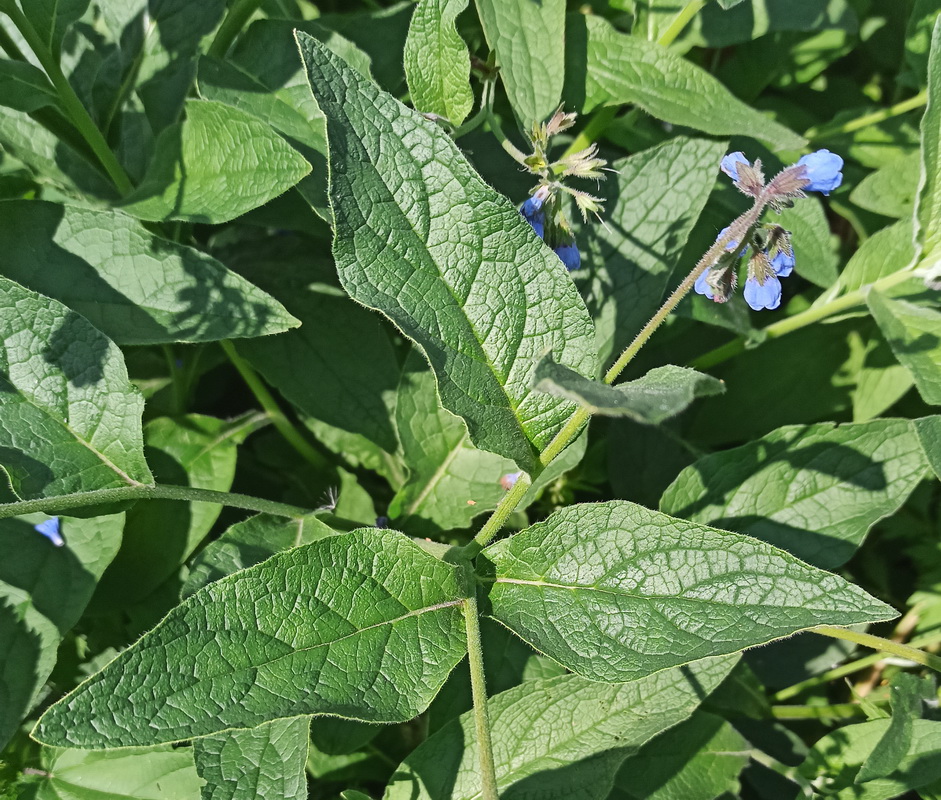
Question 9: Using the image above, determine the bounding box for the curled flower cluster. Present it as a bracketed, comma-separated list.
[696, 149, 842, 311]
[521, 188, 581, 271]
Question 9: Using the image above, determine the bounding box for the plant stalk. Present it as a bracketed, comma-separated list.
[812, 626, 941, 674]
[806, 90, 928, 142]
[464, 594, 501, 800]
[208, 0, 264, 58]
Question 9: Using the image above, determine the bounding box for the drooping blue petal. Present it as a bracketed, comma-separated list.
[716, 226, 746, 255]
[694, 269, 714, 299]
[796, 149, 844, 195]
[34, 517, 64, 547]
[771, 250, 795, 277]
[522, 195, 544, 217]
[720, 151, 749, 181]
[743, 275, 782, 310]
[554, 241, 580, 271]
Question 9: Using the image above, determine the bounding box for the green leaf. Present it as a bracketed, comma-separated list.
[120, 100, 312, 224]
[576, 136, 727, 364]
[384, 654, 738, 800]
[915, 415, 941, 480]
[389, 352, 586, 534]
[569, 14, 805, 151]
[480, 500, 896, 683]
[474, 0, 565, 124]
[0, 61, 58, 113]
[868, 291, 941, 405]
[0, 513, 123, 750]
[32, 745, 204, 800]
[854, 335, 915, 422]
[33, 528, 468, 748]
[94, 414, 252, 607]
[660, 418, 932, 568]
[917, 18, 941, 269]
[850, 152, 920, 219]
[534, 358, 724, 424]
[776, 196, 840, 288]
[19, 0, 90, 54]
[404, 0, 473, 125]
[856, 673, 935, 784]
[800, 719, 941, 799]
[0, 275, 153, 501]
[183, 513, 336, 598]
[0, 200, 298, 345]
[834, 220, 915, 295]
[611, 711, 749, 800]
[906, 0, 941, 87]
[297, 32, 596, 473]
[193, 717, 310, 800]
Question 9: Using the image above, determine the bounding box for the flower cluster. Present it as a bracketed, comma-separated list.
[696, 149, 842, 311]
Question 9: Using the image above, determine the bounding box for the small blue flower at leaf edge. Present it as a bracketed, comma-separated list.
[694, 270, 714, 300]
[720, 152, 749, 181]
[35, 517, 64, 547]
[554, 241, 580, 271]
[743, 275, 782, 311]
[522, 195, 544, 217]
[796, 149, 844, 195]
[771, 250, 795, 277]
[529, 215, 545, 239]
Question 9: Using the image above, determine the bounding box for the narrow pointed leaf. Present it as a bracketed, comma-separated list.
[569, 14, 805, 151]
[660, 418, 933, 568]
[193, 717, 310, 800]
[916, 18, 941, 268]
[534, 358, 724, 424]
[297, 32, 596, 473]
[21, 0, 89, 53]
[868, 292, 941, 405]
[120, 100, 312, 224]
[474, 0, 565, 124]
[0, 61, 59, 113]
[404, 0, 474, 125]
[0, 201, 298, 345]
[385, 654, 738, 800]
[0, 276, 153, 501]
[481, 501, 896, 683]
[34, 529, 468, 748]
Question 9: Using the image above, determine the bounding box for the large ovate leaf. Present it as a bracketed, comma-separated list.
[297, 32, 596, 473]
[474, 0, 565, 124]
[33, 528, 468, 748]
[404, 0, 473, 125]
[384, 654, 739, 800]
[193, 717, 310, 800]
[31, 745, 204, 800]
[480, 501, 896, 683]
[832, 219, 915, 296]
[568, 14, 805, 151]
[916, 18, 941, 269]
[534, 358, 724, 424]
[120, 100, 312, 224]
[0, 513, 123, 750]
[18, 0, 89, 54]
[0, 201, 298, 344]
[660, 418, 932, 568]
[0, 275, 153, 501]
[867, 292, 941, 406]
[850, 152, 920, 219]
[916, 415, 941, 480]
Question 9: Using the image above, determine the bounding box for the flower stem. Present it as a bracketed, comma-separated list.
[3, 5, 133, 194]
[207, 0, 263, 58]
[220, 340, 328, 469]
[770, 702, 872, 720]
[0, 18, 27, 61]
[690, 267, 916, 370]
[812, 626, 941, 674]
[657, 0, 707, 48]
[0, 484, 312, 521]
[805, 90, 928, 142]
[464, 594, 501, 800]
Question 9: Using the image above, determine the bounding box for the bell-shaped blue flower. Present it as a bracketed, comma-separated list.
[771, 250, 795, 277]
[554, 241, 580, 271]
[521, 194, 546, 240]
[35, 517, 64, 547]
[720, 152, 749, 181]
[694, 270, 714, 299]
[743, 275, 782, 310]
[796, 149, 843, 195]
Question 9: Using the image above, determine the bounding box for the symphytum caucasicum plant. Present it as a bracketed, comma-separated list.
[0, 1, 941, 798]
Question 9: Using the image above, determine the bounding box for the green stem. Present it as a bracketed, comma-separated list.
[772, 629, 941, 702]
[657, 0, 706, 47]
[466, 474, 531, 556]
[220, 340, 328, 469]
[806, 90, 928, 142]
[207, 0, 263, 59]
[770, 702, 872, 720]
[3, 5, 132, 194]
[812, 626, 941, 674]
[0, 18, 27, 61]
[464, 594, 500, 800]
[486, 107, 528, 166]
[690, 267, 916, 370]
[0, 484, 312, 521]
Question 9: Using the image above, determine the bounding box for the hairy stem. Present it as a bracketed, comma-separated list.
[208, 0, 264, 58]
[812, 626, 941, 674]
[464, 594, 501, 800]
[0, 484, 313, 521]
[3, 5, 133, 193]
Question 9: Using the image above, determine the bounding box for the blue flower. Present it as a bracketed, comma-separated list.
[796, 149, 843, 195]
[716, 226, 746, 256]
[521, 196, 546, 239]
[694, 270, 714, 299]
[771, 250, 795, 277]
[554, 241, 580, 271]
[743, 275, 782, 310]
[720, 151, 750, 181]
[34, 517, 64, 547]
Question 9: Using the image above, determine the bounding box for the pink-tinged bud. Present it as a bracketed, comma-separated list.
[500, 471, 523, 490]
